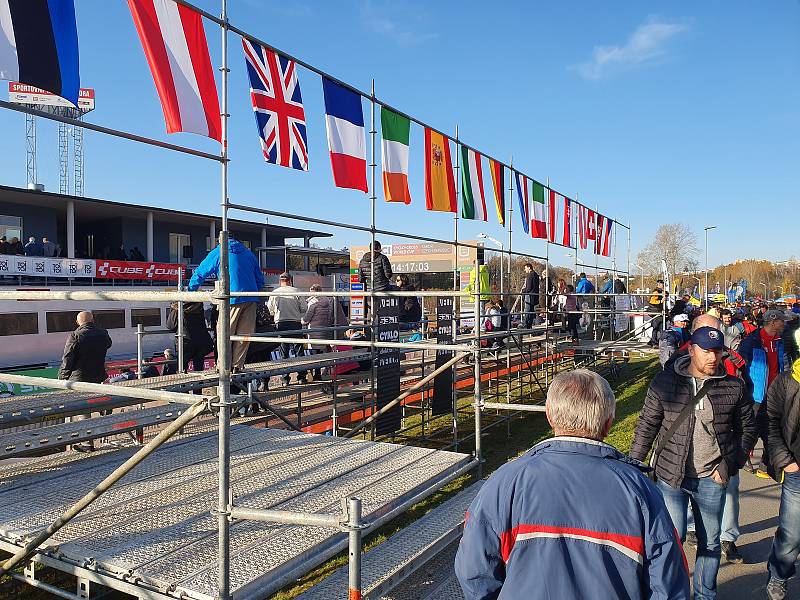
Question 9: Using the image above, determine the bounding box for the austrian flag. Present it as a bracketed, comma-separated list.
[322, 77, 367, 192]
[128, 0, 221, 141]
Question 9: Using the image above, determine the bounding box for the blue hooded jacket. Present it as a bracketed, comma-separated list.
[575, 277, 594, 294]
[188, 239, 264, 304]
[455, 437, 690, 600]
[739, 328, 785, 404]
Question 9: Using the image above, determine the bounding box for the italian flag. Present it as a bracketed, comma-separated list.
[531, 181, 547, 239]
[461, 146, 487, 221]
[381, 107, 411, 204]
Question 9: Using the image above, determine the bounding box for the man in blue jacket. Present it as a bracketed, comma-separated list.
[455, 369, 690, 600]
[189, 237, 265, 371]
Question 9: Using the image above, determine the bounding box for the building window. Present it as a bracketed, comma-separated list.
[131, 308, 161, 327]
[169, 233, 191, 264]
[0, 313, 38, 336]
[46, 311, 80, 333]
[93, 309, 126, 330]
[0, 215, 22, 248]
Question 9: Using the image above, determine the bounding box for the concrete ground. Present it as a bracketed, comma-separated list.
[387, 469, 797, 600]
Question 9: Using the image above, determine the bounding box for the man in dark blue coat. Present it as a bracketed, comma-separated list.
[456, 369, 689, 599]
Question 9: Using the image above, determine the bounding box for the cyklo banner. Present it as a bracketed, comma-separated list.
[0, 254, 96, 278]
[94, 260, 183, 281]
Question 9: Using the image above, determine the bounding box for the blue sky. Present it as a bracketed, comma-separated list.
[0, 0, 797, 270]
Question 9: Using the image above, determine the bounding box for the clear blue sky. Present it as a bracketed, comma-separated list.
[0, 0, 797, 270]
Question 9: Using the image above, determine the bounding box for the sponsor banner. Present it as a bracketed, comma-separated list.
[0, 254, 96, 278]
[432, 296, 455, 415]
[95, 260, 182, 281]
[375, 297, 401, 435]
[350, 283, 364, 291]
[9, 82, 95, 111]
[0, 367, 59, 396]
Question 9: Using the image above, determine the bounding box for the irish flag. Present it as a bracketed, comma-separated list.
[461, 146, 487, 221]
[531, 181, 547, 239]
[488, 159, 504, 226]
[381, 107, 411, 204]
[424, 128, 456, 212]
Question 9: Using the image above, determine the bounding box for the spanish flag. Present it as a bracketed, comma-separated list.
[424, 127, 457, 212]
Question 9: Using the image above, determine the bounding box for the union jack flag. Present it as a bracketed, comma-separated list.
[242, 39, 308, 170]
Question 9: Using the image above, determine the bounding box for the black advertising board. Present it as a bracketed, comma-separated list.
[375, 297, 401, 435]
[432, 296, 454, 415]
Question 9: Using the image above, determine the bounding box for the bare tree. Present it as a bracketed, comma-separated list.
[636, 223, 699, 278]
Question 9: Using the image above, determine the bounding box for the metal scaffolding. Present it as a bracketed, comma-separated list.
[0, 1, 653, 598]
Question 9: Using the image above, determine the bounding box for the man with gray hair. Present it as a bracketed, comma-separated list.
[456, 369, 689, 599]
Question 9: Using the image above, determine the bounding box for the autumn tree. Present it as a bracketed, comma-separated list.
[636, 223, 699, 279]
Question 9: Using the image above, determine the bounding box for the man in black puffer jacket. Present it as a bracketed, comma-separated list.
[631, 326, 757, 600]
[762, 358, 800, 599]
[358, 241, 393, 292]
[58, 311, 112, 383]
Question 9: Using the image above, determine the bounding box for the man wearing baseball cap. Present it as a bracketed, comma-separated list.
[658, 313, 690, 367]
[631, 326, 757, 599]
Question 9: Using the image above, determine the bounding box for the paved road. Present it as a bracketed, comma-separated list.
[387, 468, 797, 599]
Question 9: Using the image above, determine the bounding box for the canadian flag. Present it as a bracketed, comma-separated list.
[128, 0, 222, 141]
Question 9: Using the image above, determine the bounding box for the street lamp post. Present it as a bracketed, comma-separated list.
[633, 263, 644, 290]
[704, 226, 717, 309]
[479, 233, 504, 302]
[759, 282, 767, 300]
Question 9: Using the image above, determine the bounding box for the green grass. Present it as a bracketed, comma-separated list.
[0, 356, 660, 600]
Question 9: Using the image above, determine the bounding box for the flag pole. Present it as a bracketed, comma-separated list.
[507, 158, 514, 314]
[451, 125, 459, 453]
[369, 78, 377, 441]
[545, 177, 551, 386]
[574, 193, 579, 284]
[506, 157, 513, 407]
[217, 1, 232, 599]
[453, 125, 460, 292]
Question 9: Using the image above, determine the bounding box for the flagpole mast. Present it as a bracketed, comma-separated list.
[594, 201, 600, 341]
[506, 157, 513, 407]
[453, 125, 460, 292]
[545, 177, 551, 386]
[217, 1, 232, 599]
[574, 194, 579, 285]
[369, 78, 377, 441]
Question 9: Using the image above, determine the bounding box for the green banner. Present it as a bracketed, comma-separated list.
[0, 367, 59, 396]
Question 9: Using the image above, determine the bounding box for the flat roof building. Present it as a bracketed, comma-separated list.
[0, 185, 329, 271]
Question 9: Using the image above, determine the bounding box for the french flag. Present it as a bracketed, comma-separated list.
[128, 0, 221, 141]
[322, 77, 367, 193]
[0, 0, 80, 106]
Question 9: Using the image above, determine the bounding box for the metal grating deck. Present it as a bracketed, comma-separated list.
[0, 426, 471, 600]
[297, 482, 481, 600]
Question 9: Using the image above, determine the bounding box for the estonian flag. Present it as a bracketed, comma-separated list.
[0, 0, 80, 107]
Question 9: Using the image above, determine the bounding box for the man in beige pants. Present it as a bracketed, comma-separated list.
[188, 237, 265, 372]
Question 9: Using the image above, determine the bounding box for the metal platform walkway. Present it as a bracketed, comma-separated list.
[0, 426, 471, 600]
[0, 389, 150, 427]
[297, 481, 482, 600]
[2, 404, 187, 458]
